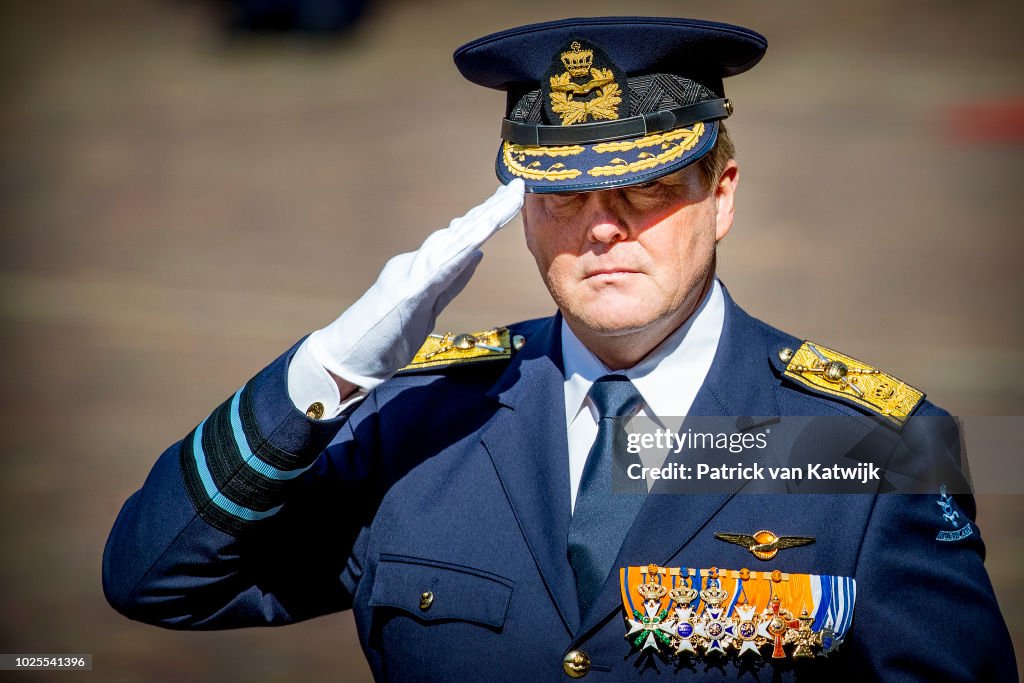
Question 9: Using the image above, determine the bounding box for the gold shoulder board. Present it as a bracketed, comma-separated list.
[782, 341, 924, 426]
[398, 327, 519, 373]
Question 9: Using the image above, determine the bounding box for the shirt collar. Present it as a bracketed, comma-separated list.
[562, 277, 725, 425]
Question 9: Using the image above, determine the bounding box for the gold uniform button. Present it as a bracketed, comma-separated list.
[305, 402, 325, 420]
[419, 591, 434, 611]
[562, 650, 590, 678]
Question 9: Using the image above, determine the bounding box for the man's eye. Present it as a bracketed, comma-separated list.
[627, 182, 667, 201]
[545, 194, 583, 208]
[629, 182, 667, 198]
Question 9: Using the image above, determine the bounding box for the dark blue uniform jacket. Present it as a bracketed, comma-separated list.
[103, 289, 1017, 681]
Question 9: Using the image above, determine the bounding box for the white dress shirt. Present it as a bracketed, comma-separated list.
[561, 278, 725, 511]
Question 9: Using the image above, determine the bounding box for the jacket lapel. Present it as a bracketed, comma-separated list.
[573, 289, 783, 641]
[480, 316, 581, 635]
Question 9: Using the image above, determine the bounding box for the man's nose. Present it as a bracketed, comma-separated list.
[583, 191, 630, 244]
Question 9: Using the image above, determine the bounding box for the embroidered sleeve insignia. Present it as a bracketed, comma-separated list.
[935, 484, 974, 542]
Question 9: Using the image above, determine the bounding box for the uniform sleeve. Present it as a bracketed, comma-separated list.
[102, 341, 382, 629]
[845, 409, 1018, 680]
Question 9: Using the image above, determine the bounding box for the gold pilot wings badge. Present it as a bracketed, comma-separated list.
[781, 341, 924, 426]
[714, 530, 815, 561]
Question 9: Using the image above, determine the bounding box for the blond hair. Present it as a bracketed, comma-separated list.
[695, 121, 735, 191]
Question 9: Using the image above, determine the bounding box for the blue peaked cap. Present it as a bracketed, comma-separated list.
[454, 17, 767, 193]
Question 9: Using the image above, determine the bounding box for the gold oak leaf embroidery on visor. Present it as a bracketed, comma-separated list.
[502, 143, 585, 181]
[589, 123, 705, 177]
[500, 123, 707, 183]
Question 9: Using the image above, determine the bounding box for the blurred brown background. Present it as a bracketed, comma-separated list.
[1, 1, 1021, 681]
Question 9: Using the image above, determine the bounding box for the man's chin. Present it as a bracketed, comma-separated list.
[570, 309, 663, 337]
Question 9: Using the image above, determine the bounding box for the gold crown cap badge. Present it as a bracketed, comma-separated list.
[560, 41, 594, 77]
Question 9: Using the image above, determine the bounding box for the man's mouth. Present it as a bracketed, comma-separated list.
[584, 268, 642, 280]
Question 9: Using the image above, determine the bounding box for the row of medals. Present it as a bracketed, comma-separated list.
[626, 571, 835, 660]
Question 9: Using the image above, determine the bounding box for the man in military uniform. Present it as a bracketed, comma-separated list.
[103, 17, 1017, 680]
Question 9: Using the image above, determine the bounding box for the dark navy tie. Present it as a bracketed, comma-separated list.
[567, 375, 647, 616]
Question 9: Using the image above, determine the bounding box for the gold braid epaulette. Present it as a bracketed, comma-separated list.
[781, 341, 924, 426]
[397, 327, 523, 373]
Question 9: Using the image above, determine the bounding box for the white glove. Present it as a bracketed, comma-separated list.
[305, 179, 525, 391]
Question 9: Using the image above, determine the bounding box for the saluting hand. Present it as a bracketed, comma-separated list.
[305, 179, 525, 395]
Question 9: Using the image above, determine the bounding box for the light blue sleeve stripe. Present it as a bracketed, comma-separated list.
[192, 417, 282, 522]
[229, 389, 313, 481]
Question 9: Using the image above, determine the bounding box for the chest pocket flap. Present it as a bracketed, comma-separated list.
[369, 553, 514, 629]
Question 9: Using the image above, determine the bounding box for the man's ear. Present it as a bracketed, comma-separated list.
[714, 160, 739, 242]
